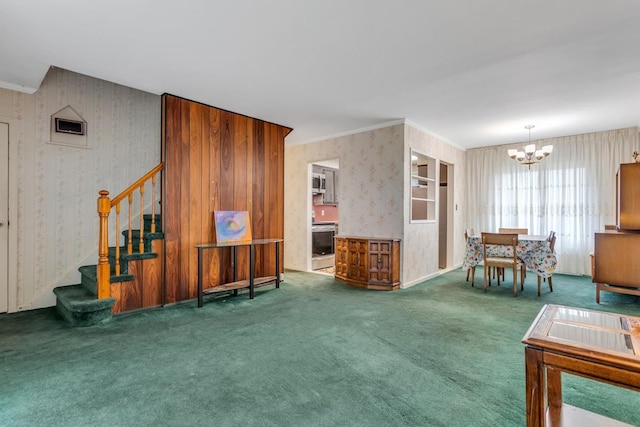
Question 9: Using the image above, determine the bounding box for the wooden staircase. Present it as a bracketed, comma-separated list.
[54, 164, 164, 326]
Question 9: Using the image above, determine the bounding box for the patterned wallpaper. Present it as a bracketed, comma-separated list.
[403, 123, 466, 286]
[0, 67, 160, 312]
[284, 121, 466, 287]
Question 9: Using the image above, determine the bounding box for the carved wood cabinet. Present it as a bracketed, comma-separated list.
[335, 236, 400, 290]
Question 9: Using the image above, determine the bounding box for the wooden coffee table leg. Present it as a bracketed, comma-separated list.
[525, 346, 546, 427]
[547, 367, 562, 409]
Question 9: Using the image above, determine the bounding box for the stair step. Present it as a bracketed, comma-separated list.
[69, 214, 163, 317]
[53, 284, 115, 327]
[79, 265, 98, 294]
[79, 264, 135, 294]
[143, 214, 162, 232]
[118, 230, 164, 252]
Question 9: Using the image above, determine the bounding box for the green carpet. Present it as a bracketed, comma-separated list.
[1, 268, 639, 426]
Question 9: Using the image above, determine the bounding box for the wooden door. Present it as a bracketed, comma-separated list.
[347, 238, 368, 282]
[368, 240, 393, 284]
[335, 237, 348, 279]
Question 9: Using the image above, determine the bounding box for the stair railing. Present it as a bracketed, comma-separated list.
[97, 163, 164, 299]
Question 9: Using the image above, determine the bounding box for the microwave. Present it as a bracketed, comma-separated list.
[312, 172, 326, 194]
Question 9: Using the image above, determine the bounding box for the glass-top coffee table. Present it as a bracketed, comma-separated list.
[522, 304, 640, 426]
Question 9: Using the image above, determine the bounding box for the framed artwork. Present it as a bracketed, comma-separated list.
[214, 211, 252, 243]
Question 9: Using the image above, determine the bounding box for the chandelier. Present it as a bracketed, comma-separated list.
[507, 125, 553, 169]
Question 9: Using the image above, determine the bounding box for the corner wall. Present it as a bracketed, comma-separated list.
[284, 123, 405, 272]
[403, 123, 466, 287]
[284, 121, 466, 289]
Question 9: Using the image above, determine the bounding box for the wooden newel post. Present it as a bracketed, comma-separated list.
[97, 190, 111, 299]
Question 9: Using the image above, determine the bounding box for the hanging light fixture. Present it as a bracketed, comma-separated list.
[507, 125, 553, 169]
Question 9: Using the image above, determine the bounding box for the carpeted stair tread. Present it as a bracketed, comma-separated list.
[53, 284, 115, 326]
[116, 231, 164, 254]
[79, 264, 134, 290]
[143, 214, 162, 232]
[109, 245, 159, 260]
[119, 230, 164, 241]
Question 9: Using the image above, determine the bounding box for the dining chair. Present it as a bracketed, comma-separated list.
[540, 231, 556, 283]
[481, 232, 525, 296]
[499, 227, 529, 234]
[537, 233, 556, 296]
[496, 228, 528, 280]
[464, 228, 476, 285]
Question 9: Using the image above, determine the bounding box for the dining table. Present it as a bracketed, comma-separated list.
[463, 234, 557, 279]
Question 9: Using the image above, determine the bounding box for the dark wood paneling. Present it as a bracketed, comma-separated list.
[162, 94, 291, 301]
[187, 101, 203, 299]
[111, 240, 164, 314]
[162, 95, 182, 303]
[252, 121, 266, 276]
[143, 240, 164, 307]
[124, 262, 143, 309]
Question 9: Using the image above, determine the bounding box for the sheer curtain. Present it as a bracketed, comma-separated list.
[466, 127, 638, 275]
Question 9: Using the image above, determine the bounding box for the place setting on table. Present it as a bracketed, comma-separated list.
[463, 228, 557, 295]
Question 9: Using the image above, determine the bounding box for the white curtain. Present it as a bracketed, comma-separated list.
[466, 127, 639, 275]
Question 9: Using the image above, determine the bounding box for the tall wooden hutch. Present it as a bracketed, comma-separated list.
[593, 162, 640, 302]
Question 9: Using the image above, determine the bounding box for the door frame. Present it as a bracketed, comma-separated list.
[1, 117, 19, 313]
[438, 160, 454, 270]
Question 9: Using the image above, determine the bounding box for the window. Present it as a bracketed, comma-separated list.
[411, 150, 436, 222]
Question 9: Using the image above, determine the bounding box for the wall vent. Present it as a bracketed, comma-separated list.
[49, 105, 88, 148]
[55, 118, 85, 135]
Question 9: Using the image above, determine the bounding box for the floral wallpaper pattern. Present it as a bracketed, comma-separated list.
[0, 67, 160, 311]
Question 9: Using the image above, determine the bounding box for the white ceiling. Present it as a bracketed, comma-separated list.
[2, 0, 640, 149]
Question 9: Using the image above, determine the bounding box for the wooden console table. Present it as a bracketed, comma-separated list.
[522, 304, 640, 426]
[195, 238, 283, 307]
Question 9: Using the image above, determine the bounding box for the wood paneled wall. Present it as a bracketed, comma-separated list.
[162, 94, 291, 303]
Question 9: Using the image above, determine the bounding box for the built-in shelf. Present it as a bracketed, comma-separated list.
[410, 150, 436, 222]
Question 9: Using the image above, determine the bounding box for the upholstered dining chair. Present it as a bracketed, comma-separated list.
[537, 233, 557, 296]
[481, 232, 526, 297]
[465, 228, 476, 284]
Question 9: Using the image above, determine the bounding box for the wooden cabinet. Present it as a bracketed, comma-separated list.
[617, 162, 640, 230]
[335, 236, 400, 290]
[335, 237, 349, 279]
[312, 165, 338, 205]
[593, 162, 640, 302]
[593, 232, 640, 303]
[323, 168, 338, 205]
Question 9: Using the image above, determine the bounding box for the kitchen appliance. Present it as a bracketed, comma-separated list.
[311, 222, 336, 270]
[312, 172, 326, 194]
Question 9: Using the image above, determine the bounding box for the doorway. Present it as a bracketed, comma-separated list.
[438, 162, 454, 269]
[309, 158, 339, 274]
[0, 122, 8, 313]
